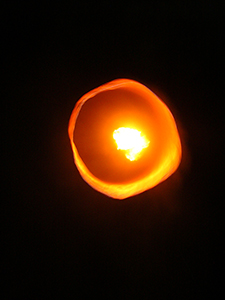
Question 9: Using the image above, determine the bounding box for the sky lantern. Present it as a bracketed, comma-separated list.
[68, 79, 182, 199]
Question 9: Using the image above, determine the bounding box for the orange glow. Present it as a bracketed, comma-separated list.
[68, 79, 182, 199]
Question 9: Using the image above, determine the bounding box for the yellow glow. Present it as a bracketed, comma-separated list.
[113, 127, 150, 161]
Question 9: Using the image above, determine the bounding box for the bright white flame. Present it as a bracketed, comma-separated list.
[113, 127, 150, 161]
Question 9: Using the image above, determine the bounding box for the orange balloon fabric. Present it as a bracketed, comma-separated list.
[68, 79, 182, 199]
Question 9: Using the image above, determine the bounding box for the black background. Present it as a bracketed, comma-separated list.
[4, 2, 223, 298]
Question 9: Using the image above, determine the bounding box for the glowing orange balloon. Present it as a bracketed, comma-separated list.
[68, 79, 182, 199]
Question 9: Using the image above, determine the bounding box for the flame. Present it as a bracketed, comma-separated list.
[113, 127, 150, 161]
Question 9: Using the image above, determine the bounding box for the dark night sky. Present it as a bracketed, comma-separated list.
[4, 2, 223, 298]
